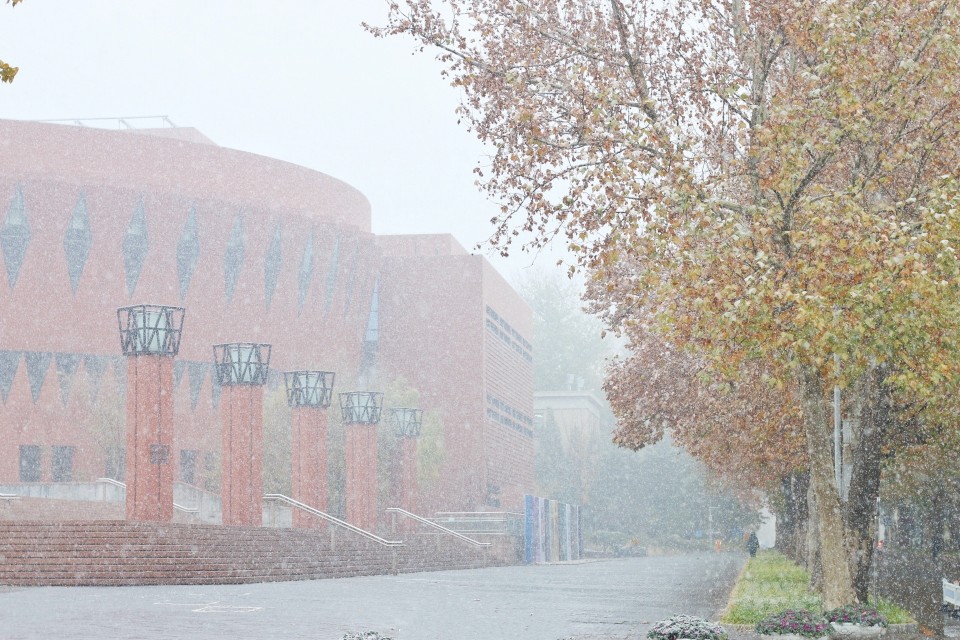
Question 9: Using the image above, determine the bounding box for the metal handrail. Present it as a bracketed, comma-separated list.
[173, 481, 219, 502]
[96, 477, 198, 515]
[96, 477, 125, 489]
[386, 507, 490, 547]
[435, 511, 523, 517]
[0, 493, 20, 500]
[263, 494, 403, 547]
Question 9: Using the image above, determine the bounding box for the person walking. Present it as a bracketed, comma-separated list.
[746, 532, 759, 557]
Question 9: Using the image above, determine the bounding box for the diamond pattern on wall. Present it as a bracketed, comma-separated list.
[123, 197, 149, 297]
[224, 213, 245, 303]
[63, 192, 93, 294]
[264, 222, 282, 310]
[24, 351, 51, 403]
[323, 234, 341, 314]
[1, 185, 30, 288]
[177, 205, 200, 300]
[55, 353, 80, 406]
[342, 245, 361, 318]
[0, 350, 21, 403]
[83, 354, 109, 402]
[297, 229, 314, 313]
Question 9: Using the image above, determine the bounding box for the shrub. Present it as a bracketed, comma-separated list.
[824, 605, 888, 628]
[647, 614, 728, 640]
[755, 609, 830, 637]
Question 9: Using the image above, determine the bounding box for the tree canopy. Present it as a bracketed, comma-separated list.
[1, 0, 24, 83]
[374, 0, 960, 606]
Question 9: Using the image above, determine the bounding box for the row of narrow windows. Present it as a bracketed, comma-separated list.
[18, 444, 75, 482]
[484, 315, 533, 363]
[17, 444, 208, 485]
[486, 393, 534, 437]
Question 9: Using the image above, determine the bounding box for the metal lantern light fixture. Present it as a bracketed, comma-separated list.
[117, 304, 185, 356]
[213, 343, 271, 386]
[283, 370, 335, 408]
[339, 391, 384, 424]
[389, 407, 423, 438]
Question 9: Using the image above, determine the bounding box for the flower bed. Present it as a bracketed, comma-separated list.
[648, 615, 728, 640]
[755, 609, 831, 639]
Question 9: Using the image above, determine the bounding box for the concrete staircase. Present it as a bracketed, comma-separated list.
[0, 520, 505, 586]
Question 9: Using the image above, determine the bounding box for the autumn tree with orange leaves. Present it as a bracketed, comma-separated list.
[373, 0, 960, 606]
[0, 0, 24, 83]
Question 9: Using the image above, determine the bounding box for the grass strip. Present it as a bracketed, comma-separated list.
[719, 550, 913, 625]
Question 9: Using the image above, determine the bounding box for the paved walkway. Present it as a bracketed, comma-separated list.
[0, 553, 745, 640]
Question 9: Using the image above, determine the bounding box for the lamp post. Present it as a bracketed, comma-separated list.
[214, 342, 270, 526]
[284, 370, 335, 529]
[340, 391, 383, 531]
[390, 407, 423, 527]
[117, 304, 184, 522]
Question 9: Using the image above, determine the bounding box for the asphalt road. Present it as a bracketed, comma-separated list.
[0, 552, 745, 640]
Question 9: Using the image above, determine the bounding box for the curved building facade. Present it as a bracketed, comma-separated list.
[0, 119, 534, 516]
[0, 120, 378, 486]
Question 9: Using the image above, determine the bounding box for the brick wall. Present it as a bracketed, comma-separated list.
[0, 520, 513, 586]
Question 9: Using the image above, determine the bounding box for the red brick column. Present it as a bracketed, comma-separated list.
[125, 355, 174, 521]
[345, 422, 378, 531]
[221, 384, 264, 526]
[291, 406, 328, 529]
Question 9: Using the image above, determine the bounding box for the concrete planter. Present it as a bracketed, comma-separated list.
[830, 623, 885, 638]
[723, 624, 919, 640]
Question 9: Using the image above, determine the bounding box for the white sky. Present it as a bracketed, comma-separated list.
[0, 1, 567, 281]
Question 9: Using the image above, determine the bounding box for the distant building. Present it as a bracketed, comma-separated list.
[377, 234, 535, 513]
[534, 389, 614, 455]
[0, 119, 533, 515]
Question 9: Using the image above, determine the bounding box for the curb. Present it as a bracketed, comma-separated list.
[721, 624, 921, 640]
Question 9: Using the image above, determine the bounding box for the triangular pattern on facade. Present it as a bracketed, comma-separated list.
[111, 356, 127, 396]
[188, 361, 207, 410]
[0, 350, 21, 403]
[177, 205, 200, 300]
[224, 213, 245, 303]
[55, 353, 81, 406]
[323, 234, 341, 314]
[211, 366, 222, 409]
[264, 222, 282, 310]
[63, 192, 93, 294]
[24, 351, 51, 404]
[123, 197, 149, 297]
[83, 355, 110, 402]
[1, 185, 30, 289]
[174, 360, 188, 388]
[297, 229, 314, 313]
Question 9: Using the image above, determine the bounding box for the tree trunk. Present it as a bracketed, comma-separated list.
[807, 476, 823, 592]
[777, 472, 810, 566]
[844, 368, 888, 602]
[929, 487, 945, 560]
[799, 365, 858, 607]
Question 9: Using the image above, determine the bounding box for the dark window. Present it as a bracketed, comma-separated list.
[180, 449, 198, 485]
[19, 445, 40, 482]
[52, 445, 75, 482]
